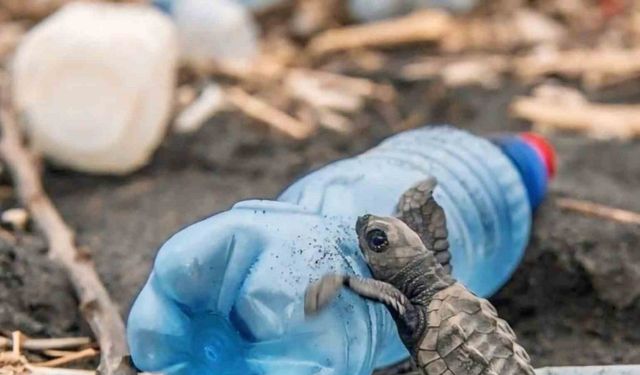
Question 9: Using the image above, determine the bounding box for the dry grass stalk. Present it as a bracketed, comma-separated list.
[11, 332, 21, 357]
[511, 95, 640, 139]
[515, 47, 640, 87]
[557, 198, 640, 225]
[286, 69, 394, 112]
[0, 337, 91, 352]
[308, 10, 453, 55]
[43, 350, 79, 358]
[400, 54, 511, 88]
[174, 83, 227, 134]
[0, 82, 135, 375]
[225, 86, 315, 140]
[315, 109, 353, 134]
[35, 348, 98, 368]
[442, 9, 566, 52]
[511, 84, 640, 139]
[26, 366, 96, 375]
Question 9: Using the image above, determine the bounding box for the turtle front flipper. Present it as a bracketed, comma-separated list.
[345, 276, 411, 317]
[396, 178, 452, 274]
[304, 274, 411, 319]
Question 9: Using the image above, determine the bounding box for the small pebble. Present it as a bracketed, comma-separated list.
[1, 208, 29, 231]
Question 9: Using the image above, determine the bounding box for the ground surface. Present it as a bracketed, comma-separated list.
[1, 80, 639, 370]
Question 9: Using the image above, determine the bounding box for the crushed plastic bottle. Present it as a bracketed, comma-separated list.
[154, 0, 259, 70]
[127, 126, 556, 375]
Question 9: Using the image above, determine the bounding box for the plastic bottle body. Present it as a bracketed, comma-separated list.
[279, 126, 532, 297]
[128, 126, 543, 375]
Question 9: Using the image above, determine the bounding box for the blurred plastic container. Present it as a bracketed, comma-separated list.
[12, 2, 178, 174]
[127, 126, 555, 375]
[154, 0, 259, 70]
[349, 0, 478, 22]
[236, 0, 289, 12]
[411, 0, 479, 13]
[347, 0, 408, 22]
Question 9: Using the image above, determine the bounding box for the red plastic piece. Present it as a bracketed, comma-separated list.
[520, 132, 557, 179]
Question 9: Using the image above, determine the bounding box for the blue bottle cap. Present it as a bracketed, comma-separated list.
[491, 133, 556, 210]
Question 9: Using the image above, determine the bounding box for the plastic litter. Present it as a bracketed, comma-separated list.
[12, 2, 178, 174]
[349, 0, 478, 22]
[156, 0, 259, 70]
[236, 0, 289, 12]
[128, 126, 555, 375]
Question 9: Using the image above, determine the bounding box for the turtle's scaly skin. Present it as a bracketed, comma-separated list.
[396, 178, 452, 274]
[305, 209, 535, 375]
[414, 282, 534, 375]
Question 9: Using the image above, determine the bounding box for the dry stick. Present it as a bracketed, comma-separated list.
[225, 87, 315, 140]
[0, 87, 135, 375]
[556, 198, 640, 225]
[12, 331, 22, 356]
[36, 348, 99, 368]
[27, 366, 96, 375]
[514, 48, 640, 84]
[174, 83, 226, 134]
[45, 350, 82, 357]
[399, 54, 511, 88]
[0, 337, 92, 351]
[511, 96, 640, 139]
[308, 10, 453, 55]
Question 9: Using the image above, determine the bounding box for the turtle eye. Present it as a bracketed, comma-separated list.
[366, 229, 389, 252]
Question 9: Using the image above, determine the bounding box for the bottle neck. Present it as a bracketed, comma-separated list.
[490, 133, 556, 210]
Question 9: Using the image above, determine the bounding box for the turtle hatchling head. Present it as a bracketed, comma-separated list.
[356, 214, 427, 281]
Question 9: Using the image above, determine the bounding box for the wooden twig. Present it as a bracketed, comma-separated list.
[35, 348, 98, 368]
[515, 48, 640, 88]
[557, 198, 640, 225]
[511, 86, 640, 139]
[12, 331, 22, 356]
[224, 86, 315, 140]
[308, 10, 453, 55]
[174, 82, 226, 134]
[44, 350, 81, 357]
[0, 83, 135, 375]
[0, 336, 92, 351]
[442, 9, 566, 53]
[400, 54, 511, 88]
[26, 366, 96, 375]
[286, 69, 394, 112]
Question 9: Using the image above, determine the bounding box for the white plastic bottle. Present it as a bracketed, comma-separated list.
[12, 3, 178, 174]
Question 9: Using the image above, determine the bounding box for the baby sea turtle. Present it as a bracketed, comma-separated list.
[305, 179, 534, 375]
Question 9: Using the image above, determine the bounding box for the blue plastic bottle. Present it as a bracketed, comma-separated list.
[127, 126, 555, 375]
